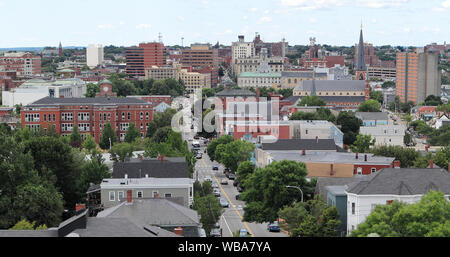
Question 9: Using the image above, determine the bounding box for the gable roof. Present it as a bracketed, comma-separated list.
[346, 168, 450, 195]
[261, 139, 338, 151]
[295, 80, 365, 92]
[28, 96, 148, 106]
[112, 158, 189, 179]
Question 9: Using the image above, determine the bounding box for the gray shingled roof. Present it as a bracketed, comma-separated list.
[216, 89, 257, 97]
[97, 198, 200, 227]
[355, 112, 389, 121]
[346, 168, 450, 195]
[318, 96, 366, 103]
[112, 158, 189, 179]
[295, 80, 365, 92]
[315, 176, 367, 200]
[262, 139, 338, 151]
[27, 96, 148, 106]
[72, 218, 155, 237]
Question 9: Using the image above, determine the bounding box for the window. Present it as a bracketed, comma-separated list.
[371, 168, 376, 173]
[165, 193, 172, 198]
[137, 191, 143, 198]
[153, 191, 159, 198]
[109, 191, 115, 201]
[53, 114, 56, 121]
[351, 202, 355, 214]
[118, 191, 124, 201]
[386, 200, 393, 205]
[44, 114, 47, 121]
[357, 167, 362, 175]
[127, 112, 131, 120]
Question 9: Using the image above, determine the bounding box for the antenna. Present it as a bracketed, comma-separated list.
[158, 32, 162, 43]
[181, 37, 184, 48]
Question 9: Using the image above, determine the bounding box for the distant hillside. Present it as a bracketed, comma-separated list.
[0, 46, 84, 53]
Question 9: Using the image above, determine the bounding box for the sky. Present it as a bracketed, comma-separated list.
[0, 0, 449, 48]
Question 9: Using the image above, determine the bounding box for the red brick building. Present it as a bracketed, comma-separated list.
[126, 43, 166, 77]
[0, 52, 41, 78]
[21, 97, 153, 143]
[126, 95, 171, 106]
[181, 44, 219, 87]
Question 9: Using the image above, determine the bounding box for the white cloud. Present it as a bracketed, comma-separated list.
[280, 0, 347, 10]
[264, 10, 270, 14]
[119, 21, 125, 25]
[309, 18, 317, 23]
[356, 0, 409, 8]
[432, 0, 450, 11]
[258, 16, 272, 24]
[97, 24, 114, 30]
[243, 16, 248, 20]
[371, 18, 377, 23]
[177, 16, 185, 21]
[136, 24, 152, 29]
[250, 7, 258, 12]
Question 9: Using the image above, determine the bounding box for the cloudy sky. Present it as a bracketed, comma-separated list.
[0, 0, 449, 48]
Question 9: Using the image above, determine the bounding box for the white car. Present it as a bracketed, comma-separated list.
[204, 176, 213, 182]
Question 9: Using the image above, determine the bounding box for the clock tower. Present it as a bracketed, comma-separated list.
[96, 79, 116, 97]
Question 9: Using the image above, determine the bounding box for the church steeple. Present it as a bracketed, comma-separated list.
[355, 24, 367, 81]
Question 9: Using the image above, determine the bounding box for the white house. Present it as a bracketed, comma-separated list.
[359, 124, 405, 147]
[346, 163, 450, 235]
[435, 114, 450, 129]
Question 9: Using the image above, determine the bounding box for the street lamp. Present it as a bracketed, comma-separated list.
[285, 185, 303, 203]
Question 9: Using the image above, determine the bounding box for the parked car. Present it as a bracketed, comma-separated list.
[224, 168, 230, 174]
[224, 171, 231, 178]
[191, 125, 194, 129]
[212, 165, 219, 170]
[213, 189, 221, 197]
[219, 198, 229, 207]
[267, 222, 281, 232]
[215, 222, 220, 228]
[233, 180, 239, 187]
[239, 228, 250, 237]
[194, 135, 200, 139]
[237, 185, 243, 193]
[235, 194, 241, 200]
[228, 174, 235, 180]
[210, 228, 222, 237]
[199, 228, 207, 237]
[204, 176, 213, 182]
[196, 153, 202, 159]
[212, 182, 219, 188]
[220, 179, 228, 185]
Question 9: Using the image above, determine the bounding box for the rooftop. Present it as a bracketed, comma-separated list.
[216, 89, 257, 97]
[294, 80, 366, 92]
[112, 157, 189, 179]
[281, 71, 327, 78]
[27, 96, 148, 106]
[355, 112, 389, 121]
[261, 139, 338, 151]
[239, 72, 282, 78]
[100, 177, 194, 189]
[346, 168, 450, 195]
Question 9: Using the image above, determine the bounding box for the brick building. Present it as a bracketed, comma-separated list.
[0, 52, 41, 78]
[181, 44, 219, 86]
[21, 96, 153, 143]
[126, 43, 166, 77]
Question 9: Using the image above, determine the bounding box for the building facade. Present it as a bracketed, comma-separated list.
[0, 52, 41, 78]
[359, 125, 406, 146]
[126, 42, 166, 77]
[86, 44, 104, 68]
[396, 49, 441, 104]
[21, 96, 153, 142]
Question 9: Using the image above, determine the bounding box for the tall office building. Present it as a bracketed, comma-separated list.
[86, 44, 104, 68]
[396, 49, 441, 104]
[126, 42, 166, 77]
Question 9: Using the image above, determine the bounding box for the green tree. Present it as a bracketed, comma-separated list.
[298, 95, 326, 107]
[206, 135, 234, 162]
[370, 145, 419, 168]
[109, 142, 134, 162]
[80, 150, 110, 193]
[242, 160, 309, 223]
[9, 219, 48, 230]
[82, 134, 97, 153]
[193, 194, 222, 236]
[424, 95, 442, 106]
[85, 83, 99, 97]
[124, 123, 140, 143]
[215, 140, 255, 172]
[236, 161, 255, 185]
[381, 81, 395, 88]
[436, 103, 450, 113]
[278, 196, 341, 237]
[351, 134, 376, 153]
[99, 123, 118, 150]
[358, 99, 381, 112]
[336, 112, 363, 146]
[70, 125, 82, 148]
[433, 147, 450, 170]
[350, 190, 450, 237]
[369, 91, 383, 104]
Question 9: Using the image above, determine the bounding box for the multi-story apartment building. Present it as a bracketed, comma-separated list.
[145, 65, 177, 80]
[21, 91, 153, 142]
[233, 56, 284, 77]
[180, 44, 218, 87]
[126, 42, 165, 77]
[0, 52, 41, 78]
[86, 44, 104, 68]
[396, 49, 441, 104]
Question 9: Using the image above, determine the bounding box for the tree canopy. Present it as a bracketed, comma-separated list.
[358, 99, 381, 112]
[297, 95, 326, 107]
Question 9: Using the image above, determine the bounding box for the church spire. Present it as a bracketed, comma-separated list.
[356, 25, 366, 71]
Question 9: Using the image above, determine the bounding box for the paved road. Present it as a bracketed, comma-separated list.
[195, 145, 287, 238]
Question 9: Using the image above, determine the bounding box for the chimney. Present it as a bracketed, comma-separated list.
[302, 149, 306, 156]
[174, 227, 183, 236]
[429, 160, 434, 169]
[126, 190, 132, 204]
[330, 164, 334, 176]
[364, 154, 367, 162]
[315, 136, 318, 143]
[393, 160, 401, 168]
[355, 152, 359, 159]
[256, 88, 261, 97]
[139, 154, 143, 160]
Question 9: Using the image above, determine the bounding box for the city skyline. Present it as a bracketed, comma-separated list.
[0, 0, 449, 48]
